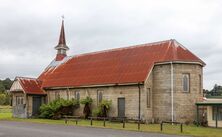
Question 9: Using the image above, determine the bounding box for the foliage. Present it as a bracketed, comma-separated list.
[93, 99, 112, 117]
[0, 78, 13, 93]
[39, 98, 79, 119]
[80, 97, 93, 119]
[0, 94, 6, 105]
[204, 84, 222, 97]
[0, 78, 13, 105]
[2, 78, 13, 90]
[80, 97, 93, 105]
[0, 93, 10, 105]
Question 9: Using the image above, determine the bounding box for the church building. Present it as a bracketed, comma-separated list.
[10, 20, 205, 123]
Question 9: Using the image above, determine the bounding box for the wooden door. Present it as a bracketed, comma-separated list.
[118, 98, 125, 117]
[32, 96, 42, 116]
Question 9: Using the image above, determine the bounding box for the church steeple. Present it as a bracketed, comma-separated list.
[55, 19, 69, 61]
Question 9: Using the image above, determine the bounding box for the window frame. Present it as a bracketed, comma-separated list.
[75, 91, 80, 101]
[199, 74, 202, 94]
[98, 92, 103, 103]
[16, 96, 23, 105]
[182, 73, 190, 93]
[212, 106, 222, 121]
[146, 88, 151, 108]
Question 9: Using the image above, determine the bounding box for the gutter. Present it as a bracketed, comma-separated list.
[171, 62, 174, 123]
[43, 82, 144, 90]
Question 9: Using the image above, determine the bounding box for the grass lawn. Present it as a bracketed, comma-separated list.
[0, 107, 221, 137]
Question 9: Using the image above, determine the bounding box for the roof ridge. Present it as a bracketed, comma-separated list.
[72, 39, 172, 58]
[16, 76, 37, 80]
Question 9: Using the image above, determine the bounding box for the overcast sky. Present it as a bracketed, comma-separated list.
[0, 0, 221, 90]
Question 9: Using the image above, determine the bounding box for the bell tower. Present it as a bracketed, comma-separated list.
[55, 19, 69, 61]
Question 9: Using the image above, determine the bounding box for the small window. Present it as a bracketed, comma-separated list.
[182, 74, 190, 92]
[212, 106, 222, 121]
[98, 92, 103, 103]
[147, 88, 151, 108]
[75, 91, 80, 101]
[16, 96, 23, 105]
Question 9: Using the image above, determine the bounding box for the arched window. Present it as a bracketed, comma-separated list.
[146, 88, 151, 108]
[98, 92, 103, 103]
[76, 92, 80, 101]
[183, 74, 190, 92]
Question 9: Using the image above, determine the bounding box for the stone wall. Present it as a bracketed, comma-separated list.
[152, 63, 203, 123]
[46, 84, 154, 121]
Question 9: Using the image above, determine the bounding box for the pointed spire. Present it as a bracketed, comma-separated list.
[55, 18, 69, 50]
[58, 20, 66, 45]
[55, 17, 69, 61]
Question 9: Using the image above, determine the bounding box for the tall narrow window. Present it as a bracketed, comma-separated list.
[182, 74, 190, 92]
[199, 74, 202, 94]
[75, 91, 80, 101]
[147, 88, 151, 108]
[98, 92, 103, 103]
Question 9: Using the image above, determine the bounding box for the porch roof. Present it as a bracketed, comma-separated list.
[196, 98, 222, 106]
[15, 77, 46, 95]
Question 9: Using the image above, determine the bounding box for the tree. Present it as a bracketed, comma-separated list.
[80, 97, 93, 119]
[92, 99, 112, 117]
[2, 78, 13, 90]
[0, 80, 5, 93]
[0, 78, 13, 105]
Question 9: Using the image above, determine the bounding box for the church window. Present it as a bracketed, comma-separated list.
[147, 88, 151, 108]
[182, 74, 190, 92]
[75, 91, 80, 101]
[98, 92, 103, 103]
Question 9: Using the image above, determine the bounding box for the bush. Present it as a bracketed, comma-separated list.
[80, 97, 93, 119]
[39, 98, 79, 119]
[0, 94, 6, 105]
[93, 99, 112, 117]
[0, 93, 11, 105]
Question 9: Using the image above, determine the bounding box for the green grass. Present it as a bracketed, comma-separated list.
[0, 105, 12, 113]
[0, 108, 221, 137]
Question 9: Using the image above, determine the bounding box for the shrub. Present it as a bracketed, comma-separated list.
[80, 97, 93, 119]
[93, 99, 112, 117]
[39, 98, 79, 119]
[0, 93, 10, 105]
[0, 94, 6, 105]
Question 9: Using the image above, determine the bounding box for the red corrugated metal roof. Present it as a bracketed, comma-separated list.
[17, 77, 46, 95]
[39, 39, 205, 88]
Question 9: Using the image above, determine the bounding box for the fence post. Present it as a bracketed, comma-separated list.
[90, 117, 93, 126]
[65, 117, 67, 124]
[76, 119, 78, 125]
[123, 118, 125, 128]
[160, 122, 163, 131]
[103, 118, 106, 127]
[180, 123, 183, 133]
[138, 119, 140, 130]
